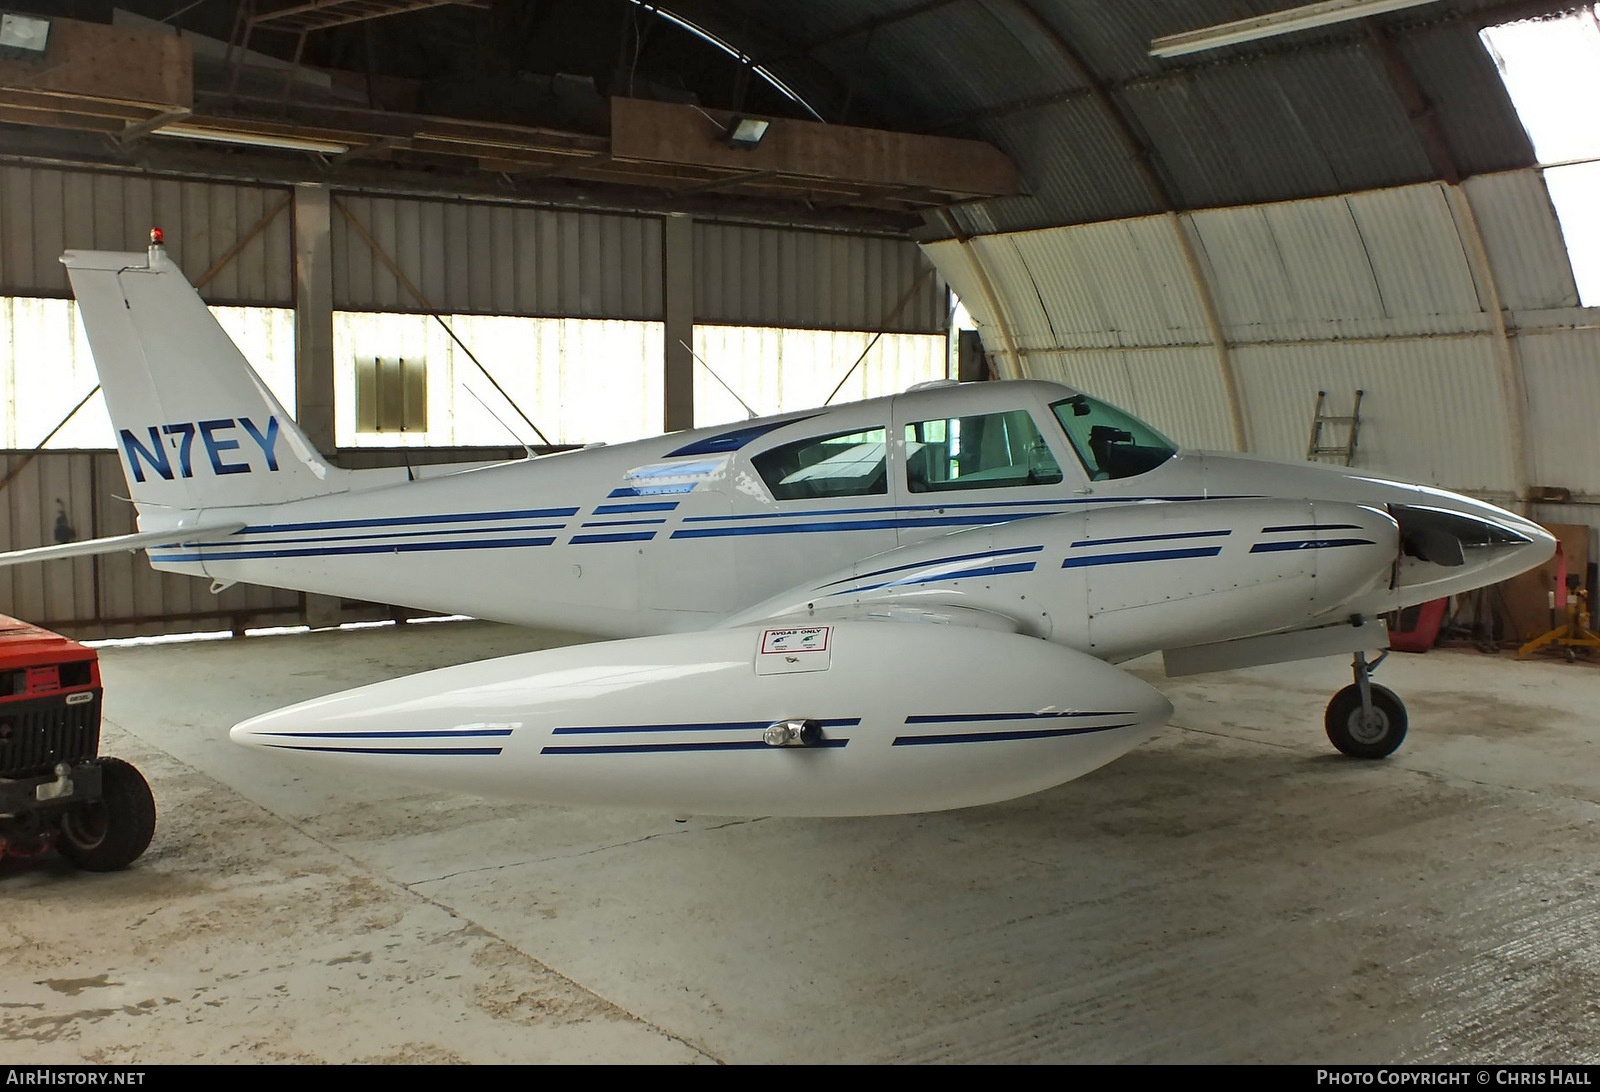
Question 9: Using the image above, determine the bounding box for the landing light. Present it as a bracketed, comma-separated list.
[763, 719, 823, 747]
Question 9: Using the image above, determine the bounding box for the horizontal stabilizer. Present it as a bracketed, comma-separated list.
[0, 523, 245, 568]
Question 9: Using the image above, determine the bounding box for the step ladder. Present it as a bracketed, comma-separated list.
[1306, 389, 1364, 465]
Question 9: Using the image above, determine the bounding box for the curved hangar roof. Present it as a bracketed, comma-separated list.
[666, 0, 1560, 235]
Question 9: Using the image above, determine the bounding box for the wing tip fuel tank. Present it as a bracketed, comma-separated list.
[230, 623, 1173, 817]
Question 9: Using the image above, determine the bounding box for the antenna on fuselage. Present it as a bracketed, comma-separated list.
[679, 339, 759, 420]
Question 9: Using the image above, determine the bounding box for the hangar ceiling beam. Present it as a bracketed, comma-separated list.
[663, 213, 695, 434]
[0, 16, 1017, 231]
[294, 184, 337, 455]
[936, 209, 1023, 382]
[1361, 19, 1462, 185]
[245, 1, 487, 34]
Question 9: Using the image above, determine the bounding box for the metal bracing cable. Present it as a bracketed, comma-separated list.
[823, 265, 937, 405]
[681, 339, 760, 419]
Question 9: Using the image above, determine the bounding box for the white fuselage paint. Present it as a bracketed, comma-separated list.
[152, 380, 1547, 649]
[60, 246, 1555, 816]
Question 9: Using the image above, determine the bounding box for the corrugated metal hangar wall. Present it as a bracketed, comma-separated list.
[0, 163, 948, 637]
[925, 167, 1598, 537]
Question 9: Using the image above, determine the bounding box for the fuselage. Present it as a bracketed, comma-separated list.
[144, 379, 1551, 660]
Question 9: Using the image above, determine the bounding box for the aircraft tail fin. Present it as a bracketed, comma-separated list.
[61, 236, 348, 512]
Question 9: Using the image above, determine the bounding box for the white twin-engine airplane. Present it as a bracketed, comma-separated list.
[7, 232, 1553, 817]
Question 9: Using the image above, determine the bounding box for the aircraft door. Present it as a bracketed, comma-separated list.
[891, 401, 1084, 547]
[728, 422, 899, 605]
[642, 492, 740, 616]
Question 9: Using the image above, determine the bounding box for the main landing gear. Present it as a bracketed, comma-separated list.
[1324, 649, 1408, 759]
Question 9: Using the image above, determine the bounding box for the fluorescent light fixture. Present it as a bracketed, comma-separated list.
[727, 117, 770, 149]
[0, 13, 49, 57]
[157, 123, 349, 155]
[1149, 0, 1442, 58]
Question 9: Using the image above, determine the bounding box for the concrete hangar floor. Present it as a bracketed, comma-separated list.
[3, 618, 1598, 1064]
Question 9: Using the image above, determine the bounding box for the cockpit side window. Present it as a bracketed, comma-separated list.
[1051, 395, 1178, 481]
[904, 410, 1064, 492]
[752, 427, 888, 501]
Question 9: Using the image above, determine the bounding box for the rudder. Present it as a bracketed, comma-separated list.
[62, 235, 347, 511]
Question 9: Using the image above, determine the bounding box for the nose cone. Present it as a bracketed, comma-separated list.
[228, 659, 522, 777]
[1387, 499, 1556, 595]
[1199, 452, 1555, 599]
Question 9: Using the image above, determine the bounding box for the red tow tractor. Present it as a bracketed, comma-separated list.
[0, 614, 155, 871]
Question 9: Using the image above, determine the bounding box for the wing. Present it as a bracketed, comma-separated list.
[0, 522, 246, 568]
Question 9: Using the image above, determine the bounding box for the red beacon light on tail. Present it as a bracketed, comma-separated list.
[149, 227, 165, 247]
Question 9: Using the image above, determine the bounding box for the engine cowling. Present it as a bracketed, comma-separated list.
[230, 622, 1173, 817]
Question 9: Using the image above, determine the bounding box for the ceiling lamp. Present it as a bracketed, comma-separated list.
[0, 13, 50, 60]
[726, 117, 770, 150]
[1149, 0, 1442, 58]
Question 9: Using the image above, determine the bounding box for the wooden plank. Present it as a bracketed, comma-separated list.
[611, 97, 1021, 198]
[0, 17, 191, 109]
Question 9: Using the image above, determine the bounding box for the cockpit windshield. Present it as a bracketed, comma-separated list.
[1051, 394, 1178, 481]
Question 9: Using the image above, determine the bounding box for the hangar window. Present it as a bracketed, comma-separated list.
[1482, 9, 1600, 304]
[692, 327, 947, 429]
[334, 312, 662, 447]
[1051, 395, 1177, 482]
[752, 427, 888, 500]
[0, 299, 294, 448]
[904, 410, 1063, 492]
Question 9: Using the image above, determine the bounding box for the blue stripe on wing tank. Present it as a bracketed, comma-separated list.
[541, 717, 859, 755]
[252, 726, 515, 757]
[894, 711, 1140, 747]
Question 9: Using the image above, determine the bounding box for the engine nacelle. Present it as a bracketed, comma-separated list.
[230, 622, 1173, 817]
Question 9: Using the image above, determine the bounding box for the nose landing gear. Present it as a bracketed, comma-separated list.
[1325, 649, 1408, 759]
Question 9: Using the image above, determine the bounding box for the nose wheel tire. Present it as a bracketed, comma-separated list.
[1325, 683, 1407, 759]
[56, 757, 157, 872]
